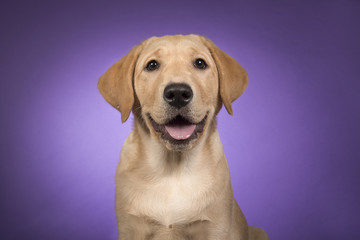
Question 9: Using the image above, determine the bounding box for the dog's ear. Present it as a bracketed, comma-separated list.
[200, 36, 248, 115]
[98, 44, 143, 123]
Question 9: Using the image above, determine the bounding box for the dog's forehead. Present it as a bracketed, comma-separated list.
[141, 35, 209, 56]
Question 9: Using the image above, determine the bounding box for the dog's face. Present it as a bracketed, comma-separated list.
[134, 35, 219, 150]
[98, 35, 248, 151]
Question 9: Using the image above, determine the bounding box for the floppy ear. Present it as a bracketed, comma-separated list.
[200, 36, 248, 115]
[98, 44, 143, 123]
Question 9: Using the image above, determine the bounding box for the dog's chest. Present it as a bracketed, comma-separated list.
[123, 172, 213, 226]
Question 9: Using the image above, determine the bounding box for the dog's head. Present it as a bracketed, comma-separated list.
[98, 35, 248, 151]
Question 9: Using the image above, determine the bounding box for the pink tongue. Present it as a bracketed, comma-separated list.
[165, 124, 196, 140]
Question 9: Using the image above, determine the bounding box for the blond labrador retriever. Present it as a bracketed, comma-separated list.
[98, 34, 269, 240]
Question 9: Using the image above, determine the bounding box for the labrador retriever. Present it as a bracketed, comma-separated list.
[98, 34, 269, 240]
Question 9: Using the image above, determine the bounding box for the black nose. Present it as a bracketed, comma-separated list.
[163, 83, 193, 109]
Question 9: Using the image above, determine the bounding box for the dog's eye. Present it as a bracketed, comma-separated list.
[145, 60, 159, 71]
[194, 58, 207, 69]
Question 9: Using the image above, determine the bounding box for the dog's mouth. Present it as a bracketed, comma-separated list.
[148, 114, 208, 144]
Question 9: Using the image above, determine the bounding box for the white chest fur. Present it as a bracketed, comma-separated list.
[124, 168, 214, 226]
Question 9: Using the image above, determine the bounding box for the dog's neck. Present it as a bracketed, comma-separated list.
[128, 115, 223, 178]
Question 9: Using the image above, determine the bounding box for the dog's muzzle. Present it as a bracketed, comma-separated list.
[147, 83, 207, 145]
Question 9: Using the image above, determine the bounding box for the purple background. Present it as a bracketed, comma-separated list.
[1, 0, 359, 239]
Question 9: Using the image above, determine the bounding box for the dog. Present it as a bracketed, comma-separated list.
[98, 34, 269, 240]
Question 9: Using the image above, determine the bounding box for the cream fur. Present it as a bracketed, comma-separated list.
[98, 35, 269, 240]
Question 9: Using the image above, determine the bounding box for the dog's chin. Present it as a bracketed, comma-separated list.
[147, 113, 208, 151]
